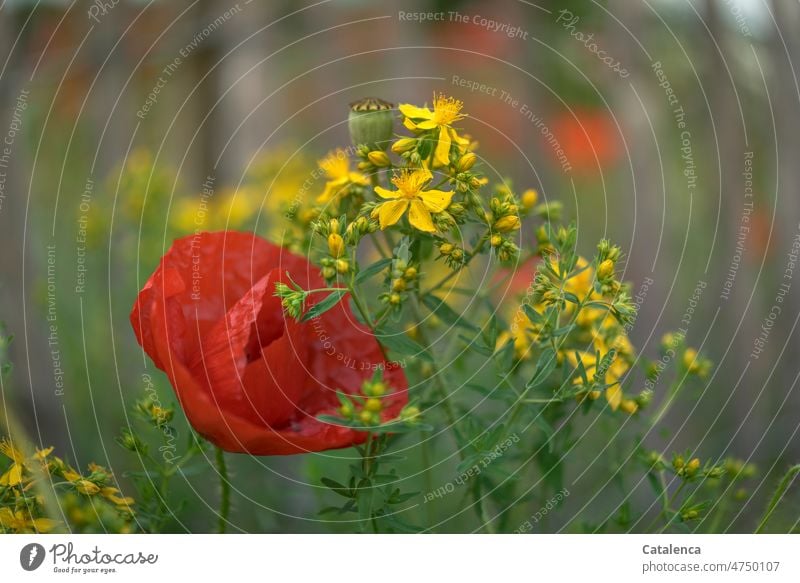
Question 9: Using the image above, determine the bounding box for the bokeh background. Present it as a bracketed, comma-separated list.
[1, 0, 799, 532]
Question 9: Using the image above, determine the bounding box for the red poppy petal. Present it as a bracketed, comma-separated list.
[131, 231, 409, 455]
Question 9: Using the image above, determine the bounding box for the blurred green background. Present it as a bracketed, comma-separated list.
[1, 0, 798, 532]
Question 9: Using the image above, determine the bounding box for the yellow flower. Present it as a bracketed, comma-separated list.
[328, 233, 345, 258]
[0, 439, 25, 487]
[399, 94, 466, 166]
[521, 189, 538, 209]
[100, 487, 135, 507]
[494, 215, 521, 233]
[597, 259, 615, 280]
[566, 350, 632, 412]
[316, 149, 368, 204]
[0, 508, 59, 533]
[220, 188, 257, 228]
[373, 168, 453, 233]
[75, 480, 100, 496]
[34, 447, 54, 461]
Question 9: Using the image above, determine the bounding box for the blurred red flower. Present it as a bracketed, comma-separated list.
[552, 108, 620, 173]
[130, 231, 407, 455]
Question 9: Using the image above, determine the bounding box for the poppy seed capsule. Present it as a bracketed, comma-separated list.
[348, 97, 395, 150]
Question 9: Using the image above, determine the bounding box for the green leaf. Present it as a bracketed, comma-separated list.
[527, 348, 557, 388]
[522, 304, 543, 324]
[422, 294, 479, 332]
[460, 334, 494, 356]
[646, 472, 665, 500]
[302, 289, 347, 321]
[321, 477, 351, 498]
[375, 330, 432, 362]
[534, 415, 555, 453]
[551, 323, 575, 337]
[355, 258, 392, 284]
[574, 351, 589, 385]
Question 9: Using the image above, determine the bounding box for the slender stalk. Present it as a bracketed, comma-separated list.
[657, 481, 687, 533]
[215, 446, 230, 534]
[755, 465, 800, 534]
[423, 236, 487, 295]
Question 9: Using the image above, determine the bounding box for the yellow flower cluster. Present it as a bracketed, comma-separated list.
[0, 438, 135, 533]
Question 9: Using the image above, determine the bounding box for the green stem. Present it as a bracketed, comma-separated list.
[215, 446, 230, 533]
[657, 481, 687, 533]
[473, 479, 497, 534]
[755, 464, 800, 533]
[424, 236, 488, 295]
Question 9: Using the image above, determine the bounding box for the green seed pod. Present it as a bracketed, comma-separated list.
[348, 97, 395, 150]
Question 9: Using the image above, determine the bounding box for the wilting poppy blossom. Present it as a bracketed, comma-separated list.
[130, 231, 407, 455]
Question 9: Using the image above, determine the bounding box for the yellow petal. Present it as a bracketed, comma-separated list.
[0, 439, 25, 464]
[319, 149, 351, 179]
[0, 464, 23, 487]
[416, 119, 439, 130]
[348, 172, 368, 185]
[408, 200, 436, 233]
[399, 103, 433, 120]
[435, 126, 452, 166]
[378, 199, 409, 229]
[34, 447, 54, 460]
[566, 350, 597, 369]
[316, 177, 349, 204]
[419, 189, 453, 213]
[30, 518, 59, 533]
[62, 468, 81, 482]
[0, 508, 16, 528]
[403, 117, 420, 131]
[606, 385, 623, 411]
[374, 186, 401, 200]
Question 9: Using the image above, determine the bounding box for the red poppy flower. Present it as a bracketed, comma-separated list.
[552, 108, 620, 173]
[130, 231, 407, 455]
